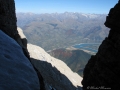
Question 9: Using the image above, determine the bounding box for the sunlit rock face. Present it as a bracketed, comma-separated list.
[0, 30, 40, 90]
[27, 44, 83, 90]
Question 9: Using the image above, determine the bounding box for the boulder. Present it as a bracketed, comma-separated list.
[0, 30, 40, 90]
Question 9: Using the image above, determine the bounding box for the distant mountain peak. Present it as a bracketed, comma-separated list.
[81, 13, 99, 18]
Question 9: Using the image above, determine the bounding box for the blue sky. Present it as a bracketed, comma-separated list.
[15, 0, 118, 14]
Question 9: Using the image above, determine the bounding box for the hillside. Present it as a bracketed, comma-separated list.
[17, 12, 109, 51]
[28, 44, 82, 90]
[48, 48, 91, 77]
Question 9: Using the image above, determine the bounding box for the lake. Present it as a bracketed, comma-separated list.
[73, 43, 100, 54]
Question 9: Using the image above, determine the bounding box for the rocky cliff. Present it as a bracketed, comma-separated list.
[0, 0, 40, 89]
[82, 1, 120, 90]
[0, 0, 29, 59]
[28, 44, 83, 90]
[0, 0, 17, 38]
[0, 0, 83, 90]
[0, 30, 40, 90]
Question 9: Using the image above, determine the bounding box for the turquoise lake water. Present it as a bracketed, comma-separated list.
[73, 43, 100, 53]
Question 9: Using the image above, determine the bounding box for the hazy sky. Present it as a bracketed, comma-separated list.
[15, 0, 118, 14]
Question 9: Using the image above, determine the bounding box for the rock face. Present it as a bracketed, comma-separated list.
[17, 27, 27, 48]
[82, 1, 120, 90]
[0, 30, 40, 90]
[27, 44, 83, 90]
[0, 0, 82, 89]
[0, 0, 17, 39]
[0, 0, 30, 59]
[17, 27, 30, 59]
[0, 0, 41, 89]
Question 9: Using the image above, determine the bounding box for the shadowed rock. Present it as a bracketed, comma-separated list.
[0, 0, 17, 38]
[0, 30, 40, 90]
[82, 1, 120, 90]
[0, 0, 30, 59]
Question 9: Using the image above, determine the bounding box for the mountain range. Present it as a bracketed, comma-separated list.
[17, 12, 109, 51]
[16, 12, 109, 78]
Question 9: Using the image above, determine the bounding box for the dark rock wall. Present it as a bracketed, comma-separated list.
[0, 0, 30, 61]
[82, 1, 120, 90]
[0, 30, 40, 90]
[0, 0, 44, 89]
[0, 0, 17, 38]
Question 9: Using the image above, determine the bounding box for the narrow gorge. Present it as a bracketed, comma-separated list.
[0, 0, 82, 90]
